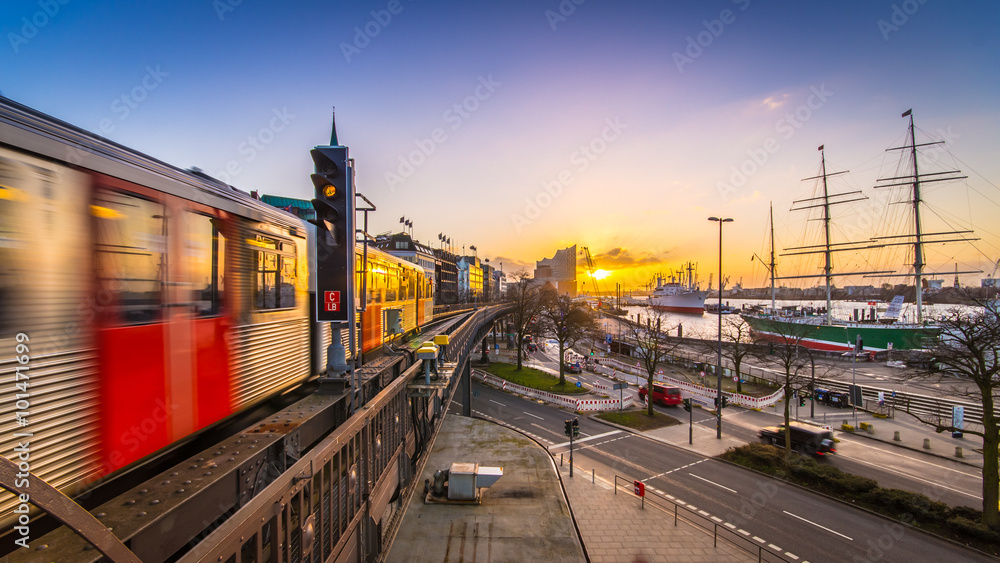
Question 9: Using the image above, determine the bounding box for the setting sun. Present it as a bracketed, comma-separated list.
[592, 269, 612, 280]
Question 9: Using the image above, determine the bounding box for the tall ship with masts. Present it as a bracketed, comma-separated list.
[649, 262, 707, 314]
[741, 110, 973, 352]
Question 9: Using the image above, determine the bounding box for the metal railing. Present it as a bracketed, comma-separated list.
[613, 475, 793, 562]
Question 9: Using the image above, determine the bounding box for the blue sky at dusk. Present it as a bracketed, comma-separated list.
[3, 0, 999, 289]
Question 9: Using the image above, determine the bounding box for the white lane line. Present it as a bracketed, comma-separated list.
[783, 510, 854, 540]
[549, 430, 623, 450]
[698, 510, 710, 516]
[753, 536, 765, 544]
[769, 544, 782, 551]
[785, 553, 799, 560]
[688, 473, 738, 494]
[845, 455, 981, 500]
[530, 423, 551, 434]
[843, 438, 980, 477]
[521, 411, 544, 420]
[453, 402, 463, 408]
[710, 516, 722, 523]
[723, 522, 736, 529]
[738, 529, 750, 536]
[489, 399, 506, 406]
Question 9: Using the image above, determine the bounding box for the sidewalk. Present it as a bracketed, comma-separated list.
[558, 464, 759, 563]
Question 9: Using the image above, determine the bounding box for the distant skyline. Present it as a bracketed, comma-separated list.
[4, 0, 999, 290]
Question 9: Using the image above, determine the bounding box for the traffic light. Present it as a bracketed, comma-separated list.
[721, 396, 728, 408]
[682, 398, 691, 412]
[590, 348, 594, 356]
[564, 419, 573, 437]
[571, 418, 580, 438]
[799, 395, 806, 407]
[310, 145, 355, 323]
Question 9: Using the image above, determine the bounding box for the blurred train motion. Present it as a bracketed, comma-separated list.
[0, 98, 432, 516]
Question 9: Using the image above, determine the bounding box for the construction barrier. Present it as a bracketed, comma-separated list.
[473, 371, 632, 412]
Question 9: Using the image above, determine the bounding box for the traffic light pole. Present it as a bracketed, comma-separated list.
[682, 398, 693, 444]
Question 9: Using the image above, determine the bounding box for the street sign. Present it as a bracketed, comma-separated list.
[606, 335, 613, 345]
[612, 383, 627, 390]
[633, 480, 645, 497]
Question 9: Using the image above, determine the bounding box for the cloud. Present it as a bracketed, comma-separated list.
[588, 247, 664, 268]
[488, 256, 533, 276]
[760, 94, 788, 110]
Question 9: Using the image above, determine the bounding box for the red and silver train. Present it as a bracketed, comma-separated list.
[0, 98, 432, 512]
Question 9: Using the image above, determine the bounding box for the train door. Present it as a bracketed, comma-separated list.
[90, 175, 231, 473]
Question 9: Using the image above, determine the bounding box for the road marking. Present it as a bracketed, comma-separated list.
[698, 510, 710, 516]
[643, 458, 708, 481]
[521, 411, 544, 420]
[549, 430, 622, 450]
[737, 529, 750, 536]
[753, 536, 765, 543]
[785, 553, 799, 560]
[769, 544, 782, 551]
[489, 399, 506, 406]
[843, 455, 981, 500]
[723, 522, 736, 529]
[453, 402, 463, 408]
[783, 510, 853, 540]
[842, 438, 980, 478]
[687, 505, 698, 511]
[688, 473, 738, 494]
[710, 516, 722, 522]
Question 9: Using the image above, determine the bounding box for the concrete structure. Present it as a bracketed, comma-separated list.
[386, 416, 584, 562]
[534, 245, 577, 297]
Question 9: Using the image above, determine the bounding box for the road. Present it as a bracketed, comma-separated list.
[457, 380, 993, 562]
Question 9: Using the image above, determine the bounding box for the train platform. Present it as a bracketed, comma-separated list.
[388, 413, 762, 562]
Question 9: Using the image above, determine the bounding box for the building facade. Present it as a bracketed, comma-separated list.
[533, 245, 577, 297]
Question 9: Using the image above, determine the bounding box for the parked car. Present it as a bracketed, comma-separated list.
[759, 422, 837, 456]
[638, 384, 683, 407]
[813, 388, 831, 404]
[567, 362, 583, 374]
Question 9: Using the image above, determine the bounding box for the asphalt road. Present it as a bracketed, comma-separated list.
[457, 381, 994, 563]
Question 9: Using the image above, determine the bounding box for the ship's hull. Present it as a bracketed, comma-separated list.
[741, 313, 939, 351]
[649, 291, 707, 315]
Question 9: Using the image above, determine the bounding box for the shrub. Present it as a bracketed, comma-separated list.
[787, 458, 877, 495]
[861, 488, 950, 523]
[946, 516, 1000, 543]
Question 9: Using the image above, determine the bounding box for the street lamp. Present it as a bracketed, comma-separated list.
[708, 216, 733, 439]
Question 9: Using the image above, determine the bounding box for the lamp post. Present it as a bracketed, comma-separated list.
[708, 216, 733, 439]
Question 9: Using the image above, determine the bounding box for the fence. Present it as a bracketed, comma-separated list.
[612, 475, 793, 562]
[473, 370, 634, 411]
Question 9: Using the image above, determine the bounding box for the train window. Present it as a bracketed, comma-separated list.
[0, 160, 23, 337]
[251, 234, 296, 310]
[93, 190, 165, 325]
[185, 213, 227, 316]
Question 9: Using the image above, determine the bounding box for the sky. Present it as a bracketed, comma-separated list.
[3, 0, 999, 292]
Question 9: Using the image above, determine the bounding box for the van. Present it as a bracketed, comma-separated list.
[759, 422, 836, 456]
[638, 384, 682, 407]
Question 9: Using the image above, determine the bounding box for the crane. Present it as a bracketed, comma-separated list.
[580, 246, 606, 299]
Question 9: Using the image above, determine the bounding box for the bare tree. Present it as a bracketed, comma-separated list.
[538, 286, 599, 385]
[904, 297, 1000, 528]
[750, 318, 818, 453]
[505, 270, 543, 371]
[625, 309, 682, 416]
[696, 315, 755, 394]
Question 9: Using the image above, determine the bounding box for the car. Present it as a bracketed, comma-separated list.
[759, 422, 836, 456]
[813, 388, 831, 404]
[638, 384, 682, 407]
[526, 342, 537, 352]
[567, 362, 583, 374]
[827, 391, 851, 408]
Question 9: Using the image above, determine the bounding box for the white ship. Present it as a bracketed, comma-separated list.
[648, 262, 707, 314]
